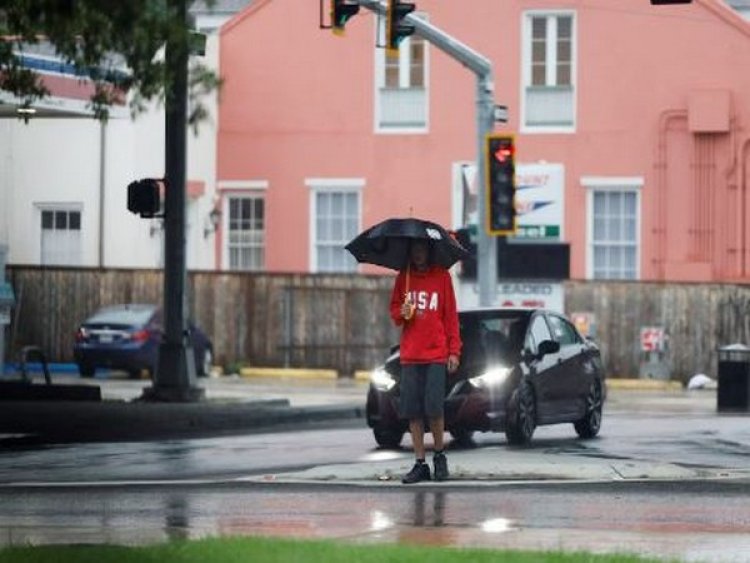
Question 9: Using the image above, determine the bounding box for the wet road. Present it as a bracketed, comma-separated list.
[2, 482, 750, 561]
[1, 391, 748, 484]
[1, 390, 750, 561]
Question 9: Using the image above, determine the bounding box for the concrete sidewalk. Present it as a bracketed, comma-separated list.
[243, 443, 750, 487]
[0, 372, 367, 444]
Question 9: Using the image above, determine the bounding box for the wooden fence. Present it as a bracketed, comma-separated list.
[5, 267, 398, 376]
[5, 266, 750, 381]
[566, 280, 750, 382]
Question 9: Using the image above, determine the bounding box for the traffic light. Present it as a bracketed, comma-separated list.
[386, 0, 415, 54]
[486, 134, 516, 235]
[331, 0, 360, 35]
[127, 179, 162, 218]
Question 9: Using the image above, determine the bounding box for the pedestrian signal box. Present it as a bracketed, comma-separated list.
[127, 179, 163, 218]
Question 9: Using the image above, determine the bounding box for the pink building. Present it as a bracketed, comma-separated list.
[216, 0, 750, 283]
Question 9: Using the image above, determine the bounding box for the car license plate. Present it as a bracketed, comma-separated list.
[99, 334, 113, 343]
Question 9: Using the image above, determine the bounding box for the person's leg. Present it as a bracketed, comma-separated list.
[428, 416, 444, 452]
[424, 363, 447, 447]
[425, 363, 449, 481]
[400, 364, 431, 484]
[409, 418, 426, 460]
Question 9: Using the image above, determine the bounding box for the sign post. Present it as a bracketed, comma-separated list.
[639, 326, 671, 379]
[357, 0, 497, 305]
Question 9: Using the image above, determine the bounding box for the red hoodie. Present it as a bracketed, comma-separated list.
[389, 265, 462, 364]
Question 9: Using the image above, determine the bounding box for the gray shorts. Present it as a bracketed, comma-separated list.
[399, 363, 446, 420]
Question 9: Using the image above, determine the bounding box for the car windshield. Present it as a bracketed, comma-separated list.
[459, 310, 531, 366]
[84, 305, 156, 327]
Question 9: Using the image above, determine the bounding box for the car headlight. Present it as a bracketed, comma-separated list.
[370, 367, 396, 391]
[469, 366, 511, 389]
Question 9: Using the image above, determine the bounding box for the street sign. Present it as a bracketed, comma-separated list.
[513, 163, 564, 241]
[571, 312, 596, 339]
[493, 104, 508, 123]
[640, 327, 665, 352]
[0, 282, 14, 325]
[455, 279, 564, 313]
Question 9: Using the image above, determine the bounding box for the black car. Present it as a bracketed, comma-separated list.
[73, 304, 214, 379]
[366, 307, 605, 448]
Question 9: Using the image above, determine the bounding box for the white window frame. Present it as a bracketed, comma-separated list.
[220, 181, 267, 272]
[583, 176, 643, 280]
[37, 203, 83, 266]
[306, 178, 364, 273]
[374, 14, 429, 134]
[520, 10, 577, 134]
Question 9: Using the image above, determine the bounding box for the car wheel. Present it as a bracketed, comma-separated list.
[505, 381, 536, 446]
[78, 363, 95, 378]
[574, 380, 603, 439]
[373, 428, 404, 449]
[449, 429, 475, 446]
[198, 348, 213, 377]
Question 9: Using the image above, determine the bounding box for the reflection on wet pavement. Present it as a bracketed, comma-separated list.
[2, 486, 750, 562]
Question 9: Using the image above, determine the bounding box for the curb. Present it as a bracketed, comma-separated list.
[606, 378, 684, 391]
[236, 368, 686, 391]
[353, 370, 371, 382]
[351, 372, 686, 390]
[239, 367, 338, 380]
[0, 401, 365, 444]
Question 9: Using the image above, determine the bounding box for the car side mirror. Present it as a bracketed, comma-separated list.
[521, 348, 535, 362]
[538, 340, 560, 357]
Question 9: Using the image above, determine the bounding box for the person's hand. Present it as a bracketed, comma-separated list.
[447, 354, 459, 374]
[400, 300, 415, 320]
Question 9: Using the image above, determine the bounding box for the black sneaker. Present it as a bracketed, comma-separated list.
[402, 461, 431, 484]
[433, 452, 449, 481]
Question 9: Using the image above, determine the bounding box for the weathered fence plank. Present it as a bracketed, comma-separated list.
[5, 267, 750, 381]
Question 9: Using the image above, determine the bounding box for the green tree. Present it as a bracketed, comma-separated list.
[0, 0, 220, 122]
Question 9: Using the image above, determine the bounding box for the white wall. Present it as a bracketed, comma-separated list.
[0, 34, 221, 271]
[1, 118, 101, 266]
[185, 31, 221, 271]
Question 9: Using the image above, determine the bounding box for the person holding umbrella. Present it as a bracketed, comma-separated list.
[346, 217, 468, 483]
[390, 238, 461, 484]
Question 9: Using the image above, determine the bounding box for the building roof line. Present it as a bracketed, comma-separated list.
[221, 0, 272, 35]
[697, 0, 750, 38]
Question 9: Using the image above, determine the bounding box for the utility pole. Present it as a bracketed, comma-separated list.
[357, 1, 497, 306]
[141, 0, 203, 402]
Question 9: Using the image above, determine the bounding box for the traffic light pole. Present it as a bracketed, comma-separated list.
[141, 0, 203, 402]
[357, 1, 497, 306]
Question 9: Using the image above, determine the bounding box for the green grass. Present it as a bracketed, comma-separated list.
[0, 536, 667, 563]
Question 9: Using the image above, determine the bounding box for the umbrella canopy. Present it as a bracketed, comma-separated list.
[345, 217, 470, 271]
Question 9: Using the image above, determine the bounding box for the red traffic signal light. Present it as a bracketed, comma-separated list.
[486, 134, 516, 235]
[386, 0, 415, 54]
[494, 143, 514, 163]
[331, 0, 360, 34]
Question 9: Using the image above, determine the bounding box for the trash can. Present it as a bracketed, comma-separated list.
[717, 344, 750, 412]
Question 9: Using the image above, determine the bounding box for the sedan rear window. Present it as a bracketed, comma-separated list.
[85, 306, 156, 326]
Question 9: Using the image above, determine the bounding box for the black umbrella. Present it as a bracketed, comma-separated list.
[345, 217, 470, 271]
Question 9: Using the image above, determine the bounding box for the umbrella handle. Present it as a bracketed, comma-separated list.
[403, 265, 415, 321]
